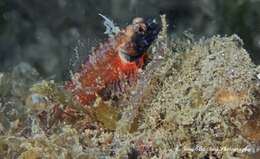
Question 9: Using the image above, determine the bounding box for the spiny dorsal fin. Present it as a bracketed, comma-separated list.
[99, 14, 120, 37]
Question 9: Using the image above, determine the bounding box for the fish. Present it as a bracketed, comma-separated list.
[66, 17, 161, 106]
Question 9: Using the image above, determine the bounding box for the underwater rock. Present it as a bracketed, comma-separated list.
[11, 62, 40, 98]
[139, 35, 260, 158]
[0, 62, 40, 136]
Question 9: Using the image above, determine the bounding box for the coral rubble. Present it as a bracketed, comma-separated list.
[0, 29, 259, 158]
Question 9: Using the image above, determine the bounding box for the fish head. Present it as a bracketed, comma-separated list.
[132, 17, 161, 55]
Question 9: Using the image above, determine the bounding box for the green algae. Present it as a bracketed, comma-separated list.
[30, 80, 66, 105]
[94, 98, 120, 130]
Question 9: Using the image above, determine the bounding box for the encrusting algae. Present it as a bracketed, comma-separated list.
[0, 15, 259, 158]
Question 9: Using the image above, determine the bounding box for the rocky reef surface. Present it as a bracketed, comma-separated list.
[0, 23, 260, 158]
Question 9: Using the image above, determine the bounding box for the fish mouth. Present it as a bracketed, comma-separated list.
[133, 18, 161, 55]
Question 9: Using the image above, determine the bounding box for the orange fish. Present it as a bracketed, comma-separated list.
[66, 17, 161, 106]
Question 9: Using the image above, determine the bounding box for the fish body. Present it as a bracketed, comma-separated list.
[66, 17, 161, 106]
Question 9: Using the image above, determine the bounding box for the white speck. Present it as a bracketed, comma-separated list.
[257, 73, 260, 80]
[157, 55, 164, 59]
[31, 94, 45, 104]
[130, 91, 137, 95]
